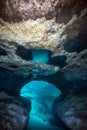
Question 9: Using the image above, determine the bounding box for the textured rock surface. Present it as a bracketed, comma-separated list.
[0, 92, 31, 130]
[0, 0, 87, 95]
[0, 0, 87, 51]
[0, 1, 87, 129]
[0, 9, 87, 51]
[0, 0, 58, 22]
[0, 0, 86, 23]
[0, 0, 87, 98]
[53, 95, 87, 130]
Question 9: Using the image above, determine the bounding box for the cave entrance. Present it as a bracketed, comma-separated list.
[20, 80, 61, 130]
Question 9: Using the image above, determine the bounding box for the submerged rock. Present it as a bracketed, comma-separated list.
[0, 92, 31, 130]
[0, 1, 87, 130]
[52, 95, 87, 130]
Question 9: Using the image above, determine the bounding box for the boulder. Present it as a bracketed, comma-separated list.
[52, 95, 87, 130]
[0, 92, 31, 130]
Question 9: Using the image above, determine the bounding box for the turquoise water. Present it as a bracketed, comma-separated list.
[20, 81, 63, 130]
[32, 50, 52, 64]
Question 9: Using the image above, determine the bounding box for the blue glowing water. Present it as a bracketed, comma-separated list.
[20, 80, 62, 130]
[32, 50, 51, 64]
[20, 81, 61, 115]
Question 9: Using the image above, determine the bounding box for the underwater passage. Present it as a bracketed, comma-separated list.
[0, 0, 87, 130]
[20, 80, 65, 130]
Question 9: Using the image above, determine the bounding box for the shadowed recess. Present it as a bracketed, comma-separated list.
[50, 55, 67, 68]
[0, 47, 7, 55]
[64, 34, 87, 53]
[81, 54, 87, 59]
[0, 67, 33, 96]
[16, 45, 32, 60]
[9, 65, 18, 68]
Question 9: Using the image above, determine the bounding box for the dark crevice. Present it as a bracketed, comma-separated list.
[64, 34, 87, 53]
[0, 47, 7, 55]
[50, 55, 67, 68]
[81, 54, 87, 59]
[9, 65, 18, 68]
[15, 45, 32, 61]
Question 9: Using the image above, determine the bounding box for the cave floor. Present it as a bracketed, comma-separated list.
[27, 114, 65, 130]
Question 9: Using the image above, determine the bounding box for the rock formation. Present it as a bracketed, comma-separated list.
[52, 94, 87, 130]
[0, 0, 87, 130]
[0, 92, 31, 130]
